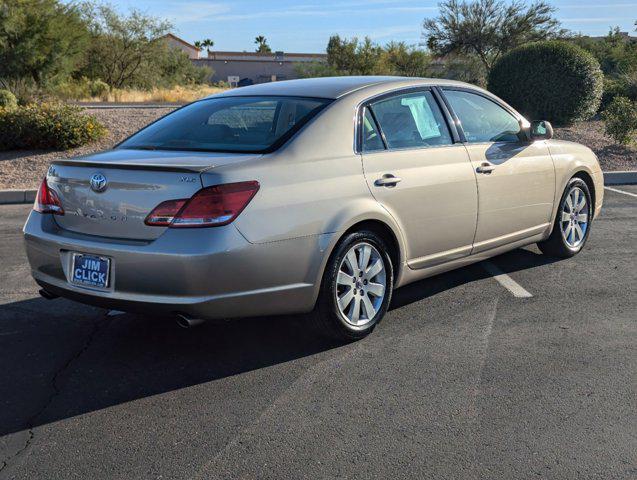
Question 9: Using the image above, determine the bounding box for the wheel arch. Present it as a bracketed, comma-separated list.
[572, 169, 596, 212]
[340, 219, 402, 283]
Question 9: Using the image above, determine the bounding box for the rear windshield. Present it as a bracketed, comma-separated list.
[118, 96, 331, 153]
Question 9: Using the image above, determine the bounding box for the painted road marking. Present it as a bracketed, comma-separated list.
[605, 186, 637, 198]
[482, 261, 533, 298]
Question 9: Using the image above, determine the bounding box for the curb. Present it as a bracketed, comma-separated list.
[603, 170, 637, 185]
[0, 189, 37, 205]
[0, 170, 635, 205]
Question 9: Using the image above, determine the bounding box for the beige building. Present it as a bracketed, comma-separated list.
[195, 50, 327, 86]
[164, 33, 327, 86]
[162, 33, 201, 59]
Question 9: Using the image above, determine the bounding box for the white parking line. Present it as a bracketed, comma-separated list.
[604, 186, 637, 198]
[482, 261, 533, 298]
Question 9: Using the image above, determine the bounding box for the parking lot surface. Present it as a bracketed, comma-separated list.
[0, 187, 635, 480]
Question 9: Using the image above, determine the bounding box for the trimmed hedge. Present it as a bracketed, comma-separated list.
[0, 89, 17, 110]
[0, 103, 106, 150]
[488, 41, 603, 126]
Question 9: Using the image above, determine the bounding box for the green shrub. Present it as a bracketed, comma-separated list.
[89, 79, 110, 99]
[602, 72, 637, 109]
[0, 103, 107, 150]
[50, 77, 110, 100]
[488, 41, 603, 125]
[0, 89, 17, 110]
[601, 96, 637, 145]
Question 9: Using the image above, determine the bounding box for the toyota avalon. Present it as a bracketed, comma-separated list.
[23, 76, 604, 340]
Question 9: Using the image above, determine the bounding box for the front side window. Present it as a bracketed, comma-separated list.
[119, 96, 330, 153]
[443, 90, 521, 143]
[370, 90, 452, 150]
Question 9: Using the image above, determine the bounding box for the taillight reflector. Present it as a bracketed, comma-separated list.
[145, 181, 259, 228]
[34, 177, 64, 215]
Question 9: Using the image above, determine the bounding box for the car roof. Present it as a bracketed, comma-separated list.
[210, 76, 475, 100]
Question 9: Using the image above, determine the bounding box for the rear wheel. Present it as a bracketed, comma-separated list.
[313, 230, 394, 341]
[538, 177, 592, 258]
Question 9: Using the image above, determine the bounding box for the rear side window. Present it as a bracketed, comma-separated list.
[443, 90, 521, 143]
[118, 96, 330, 153]
[369, 90, 452, 150]
[362, 107, 384, 152]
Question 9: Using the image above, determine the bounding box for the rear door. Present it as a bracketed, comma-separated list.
[360, 88, 478, 268]
[441, 88, 555, 253]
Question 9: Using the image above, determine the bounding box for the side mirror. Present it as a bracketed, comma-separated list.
[530, 120, 553, 140]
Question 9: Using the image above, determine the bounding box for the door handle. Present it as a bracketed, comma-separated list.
[476, 163, 496, 174]
[375, 174, 402, 187]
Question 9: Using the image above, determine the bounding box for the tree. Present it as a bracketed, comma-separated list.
[81, 5, 173, 89]
[423, 0, 565, 72]
[79, 6, 211, 89]
[297, 36, 431, 78]
[255, 35, 271, 53]
[0, 0, 90, 96]
[326, 35, 384, 75]
[381, 41, 431, 77]
[201, 38, 214, 55]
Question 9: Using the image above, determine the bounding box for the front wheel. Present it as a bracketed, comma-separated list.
[312, 230, 394, 341]
[538, 177, 593, 258]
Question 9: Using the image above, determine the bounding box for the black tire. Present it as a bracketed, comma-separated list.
[538, 177, 593, 258]
[312, 230, 394, 341]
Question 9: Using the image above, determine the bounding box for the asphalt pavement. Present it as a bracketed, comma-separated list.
[0, 187, 635, 480]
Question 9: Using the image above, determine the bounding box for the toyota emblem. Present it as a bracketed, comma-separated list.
[89, 173, 108, 193]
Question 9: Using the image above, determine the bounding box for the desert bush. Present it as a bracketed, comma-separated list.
[50, 77, 109, 100]
[89, 79, 110, 98]
[0, 90, 17, 110]
[488, 41, 603, 125]
[601, 96, 637, 145]
[0, 103, 106, 150]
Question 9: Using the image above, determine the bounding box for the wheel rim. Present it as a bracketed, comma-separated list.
[560, 186, 589, 248]
[335, 242, 387, 327]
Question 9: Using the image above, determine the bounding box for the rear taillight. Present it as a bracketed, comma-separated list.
[145, 181, 259, 228]
[34, 177, 64, 215]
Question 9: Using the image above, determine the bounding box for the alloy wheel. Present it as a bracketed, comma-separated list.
[335, 242, 387, 327]
[560, 186, 589, 248]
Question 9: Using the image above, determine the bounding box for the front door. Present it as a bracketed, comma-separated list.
[442, 88, 556, 253]
[360, 89, 478, 268]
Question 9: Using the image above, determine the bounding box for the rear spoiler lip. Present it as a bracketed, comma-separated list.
[51, 160, 214, 173]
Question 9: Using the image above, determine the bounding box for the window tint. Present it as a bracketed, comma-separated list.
[444, 90, 521, 143]
[361, 107, 384, 152]
[370, 90, 452, 149]
[119, 96, 329, 153]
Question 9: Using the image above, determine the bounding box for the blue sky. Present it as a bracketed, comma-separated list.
[99, 0, 637, 52]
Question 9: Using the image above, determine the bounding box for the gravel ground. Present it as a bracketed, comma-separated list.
[0, 108, 634, 190]
[0, 108, 176, 190]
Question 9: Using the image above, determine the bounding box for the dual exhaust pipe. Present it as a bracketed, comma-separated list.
[175, 313, 206, 329]
[39, 289, 205, 329]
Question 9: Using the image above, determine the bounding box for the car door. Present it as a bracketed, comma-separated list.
[441, 88, 556, 253]
[360, 88, 478, 268]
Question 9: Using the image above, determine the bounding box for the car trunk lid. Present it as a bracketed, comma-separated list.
[47, 149, 261, 240]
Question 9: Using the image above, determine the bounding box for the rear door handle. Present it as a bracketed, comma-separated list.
[375, 174, 402, 187]
[476, 163, 496, 174]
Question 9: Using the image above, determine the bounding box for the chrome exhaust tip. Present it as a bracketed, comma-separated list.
[39, 288, 59, 300]
[175, 313, 206, 329]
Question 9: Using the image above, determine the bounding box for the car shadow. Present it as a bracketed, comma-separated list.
[391, 247, 558, 310]
[0, 247, 559, 437]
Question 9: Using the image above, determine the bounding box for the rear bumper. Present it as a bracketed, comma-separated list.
[24, 211, 334, 319]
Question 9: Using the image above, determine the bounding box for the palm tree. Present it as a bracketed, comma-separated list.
[254, 35, 271, 53]
[202, 38, 214, 55]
